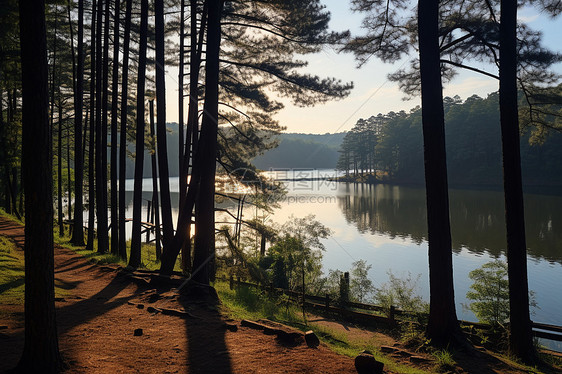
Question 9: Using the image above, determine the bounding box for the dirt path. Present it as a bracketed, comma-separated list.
[0, 216, 356, 373]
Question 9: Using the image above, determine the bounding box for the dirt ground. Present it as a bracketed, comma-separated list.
[0, 215, 558, 373]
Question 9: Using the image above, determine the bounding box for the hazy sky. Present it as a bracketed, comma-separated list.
[164, 1, 562, 134]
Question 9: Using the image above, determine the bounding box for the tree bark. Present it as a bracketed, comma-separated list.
[97, 0, 111, 253]
[57, 99, 64, 236]
[16, 0, 63, 370]
[155, 0, 174, 248]
[149, 100, 162, 260]
[86, 0, 97, 252]
[71, 0, 85, 246]
[418, 0, 463, 348]
[110, 0, 121, 255]
[178, 0, 186, 203]
[192, 0, 223, 285]
[118, 0, 133, 261]
[129, 0, 149, 269]
[499, 0, 536, 363]
[95, 0, 107, 253]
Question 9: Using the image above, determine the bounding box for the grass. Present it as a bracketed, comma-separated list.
[0, 236, 25, 305]
[0, 208, 177, 308]
[53, 224, 181, 272]
[432, 349, 456, 372]
[214, 280, 430, 374]
[0, 225, 70, 305]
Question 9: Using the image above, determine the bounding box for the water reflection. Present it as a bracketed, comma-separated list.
[337, 183, 562, 264]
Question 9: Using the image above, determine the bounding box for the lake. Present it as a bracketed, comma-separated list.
[121, 169, 562, 350]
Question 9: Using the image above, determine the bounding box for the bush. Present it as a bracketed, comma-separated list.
[373, 270, 428, 313]
[465, 260, 537, 325]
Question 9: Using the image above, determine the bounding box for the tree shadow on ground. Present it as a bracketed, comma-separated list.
[179, 283, 232, 373]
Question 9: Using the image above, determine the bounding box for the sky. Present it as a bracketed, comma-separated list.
[164, 1, 562, 135]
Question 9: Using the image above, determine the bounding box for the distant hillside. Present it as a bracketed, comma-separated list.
[124, 128, 345, 178]
[125, 122, 181, 179]
[252, 133, 345, 169]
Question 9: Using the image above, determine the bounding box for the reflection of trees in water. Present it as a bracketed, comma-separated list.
[338, 184, 427, 245]
[337, 184, 562, 264]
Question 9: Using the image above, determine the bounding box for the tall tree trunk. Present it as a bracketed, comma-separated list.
[178, 0, 186, 203]
[51, 7, 61, 234]
[149, 100, 162, 260]
[118, 0, 133, 261]
[418, 0, 463, 348]
[178, 0, 207, 273]
[66, 1, 77, 229]
[499, 0, 536, 363]
[95, 0, 108, 253]
[129, 0, 149, 269]
[110, 0, 121, 255]
[192, 0, 223, 285]
[57, 100, 64, 236]
[16, 0, 63, 370]
[66, 122, 72, 222]
[155, 0, 174, 248]
[71, 0, 85, 246]
[86, 0, 97, 252]
[0, 87, 7, 211]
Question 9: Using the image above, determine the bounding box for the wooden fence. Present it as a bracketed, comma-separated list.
[219, 275, 562, 343]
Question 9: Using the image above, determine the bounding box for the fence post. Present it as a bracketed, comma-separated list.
[229, 275, 234, 290]
[340, 272, 350, 305]
[389, 305, 395, 323]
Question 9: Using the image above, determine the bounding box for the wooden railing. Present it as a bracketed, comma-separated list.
[219, 275, 562, 343]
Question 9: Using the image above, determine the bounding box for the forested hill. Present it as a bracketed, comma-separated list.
[126, 128, 346, 178]
[337, 92, 562, 187]
[132, 97, 562, 187]
[125, 123, 181, 179]
[252, 133, 345, 169]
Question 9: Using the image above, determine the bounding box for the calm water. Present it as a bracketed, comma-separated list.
[120, 170, 562, 349]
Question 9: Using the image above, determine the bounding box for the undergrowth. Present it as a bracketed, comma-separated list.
[214, 280, 430, 374]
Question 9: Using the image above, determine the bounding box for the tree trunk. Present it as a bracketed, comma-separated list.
[71, 0, 85, 246]
[192, 0, 223, 285]
[178, 0, 186, 203]
[118, 0, 133, 261]
[86, 0, 97, 252]
[58, 100, 64, 236]
[110, 0, 121, 255]
[94, 0, 107, 253]
[155, 0, 174, 248]
[418, 0, 463, 348]
[16, 0, 63, 370]
[66, 121, 72, 223]
[0, 87, 7, 212]
[96, 0, 111, 253]
[129, 0, 149, 269]
[499, 0, 536, 363]
[149, 100, 162, 260]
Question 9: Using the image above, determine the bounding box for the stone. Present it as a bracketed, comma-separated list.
[354, 353, 384, 374]
[136, 304, 145, 309]
[133, 328, 143, 336]
[305, 330, 320, 348]
[146, 306, 161, 314]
